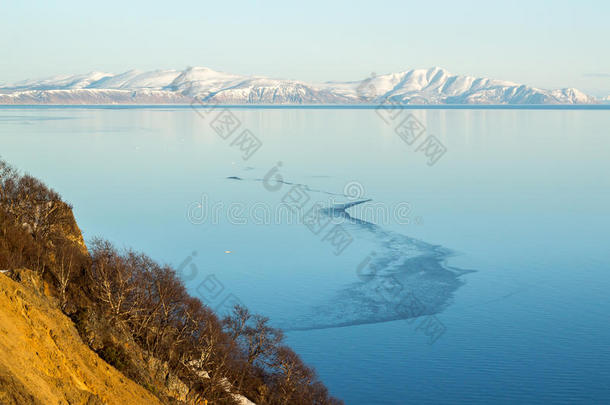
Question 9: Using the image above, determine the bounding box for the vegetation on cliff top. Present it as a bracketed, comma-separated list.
[0, 158, 342, 405]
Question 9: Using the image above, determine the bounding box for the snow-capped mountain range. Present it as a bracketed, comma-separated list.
[0, 67, 598, 105]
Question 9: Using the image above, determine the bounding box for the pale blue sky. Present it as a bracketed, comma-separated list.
[2, 0, 609, 96]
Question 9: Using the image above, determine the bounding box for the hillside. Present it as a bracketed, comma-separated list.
[0, 66, 598, 105]
[0, 158, 342, 405]
[0, 269, 164, 405]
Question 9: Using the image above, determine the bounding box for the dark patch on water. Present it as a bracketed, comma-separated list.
[229, 175, 474, 331]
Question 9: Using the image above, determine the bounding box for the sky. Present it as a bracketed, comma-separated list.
[1, 0, 609, 96]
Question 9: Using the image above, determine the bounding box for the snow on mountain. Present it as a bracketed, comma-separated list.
[0, 67, 599, 105]
[8, 72, 114, 90]
[163, 67, 350, 104]
[87, 69, 181, 89]
[165, 67, 246, 96]
[4, 70, 181, 91]
[0, 89, 191, 105]
[324, 67, 596, 104]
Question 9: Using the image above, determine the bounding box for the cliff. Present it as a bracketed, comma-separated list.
[0, 159, 342, 405]
[0, 269, 163, 405]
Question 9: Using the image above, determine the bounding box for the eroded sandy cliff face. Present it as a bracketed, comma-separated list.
[0, 269, 163, 405]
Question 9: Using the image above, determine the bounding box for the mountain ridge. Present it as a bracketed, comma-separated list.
[0, 66, 598, 105]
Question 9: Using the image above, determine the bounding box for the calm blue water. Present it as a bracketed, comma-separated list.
[1, 107, 609, 404]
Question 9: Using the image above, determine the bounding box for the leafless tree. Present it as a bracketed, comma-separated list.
[224, 304, 251, 340]
[270, 346, 315, 405]
[224, 305, 284, 367]
[1, 159, 344, 404]
[54, 238, 80, 310]
[89, 238, 139, 322]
